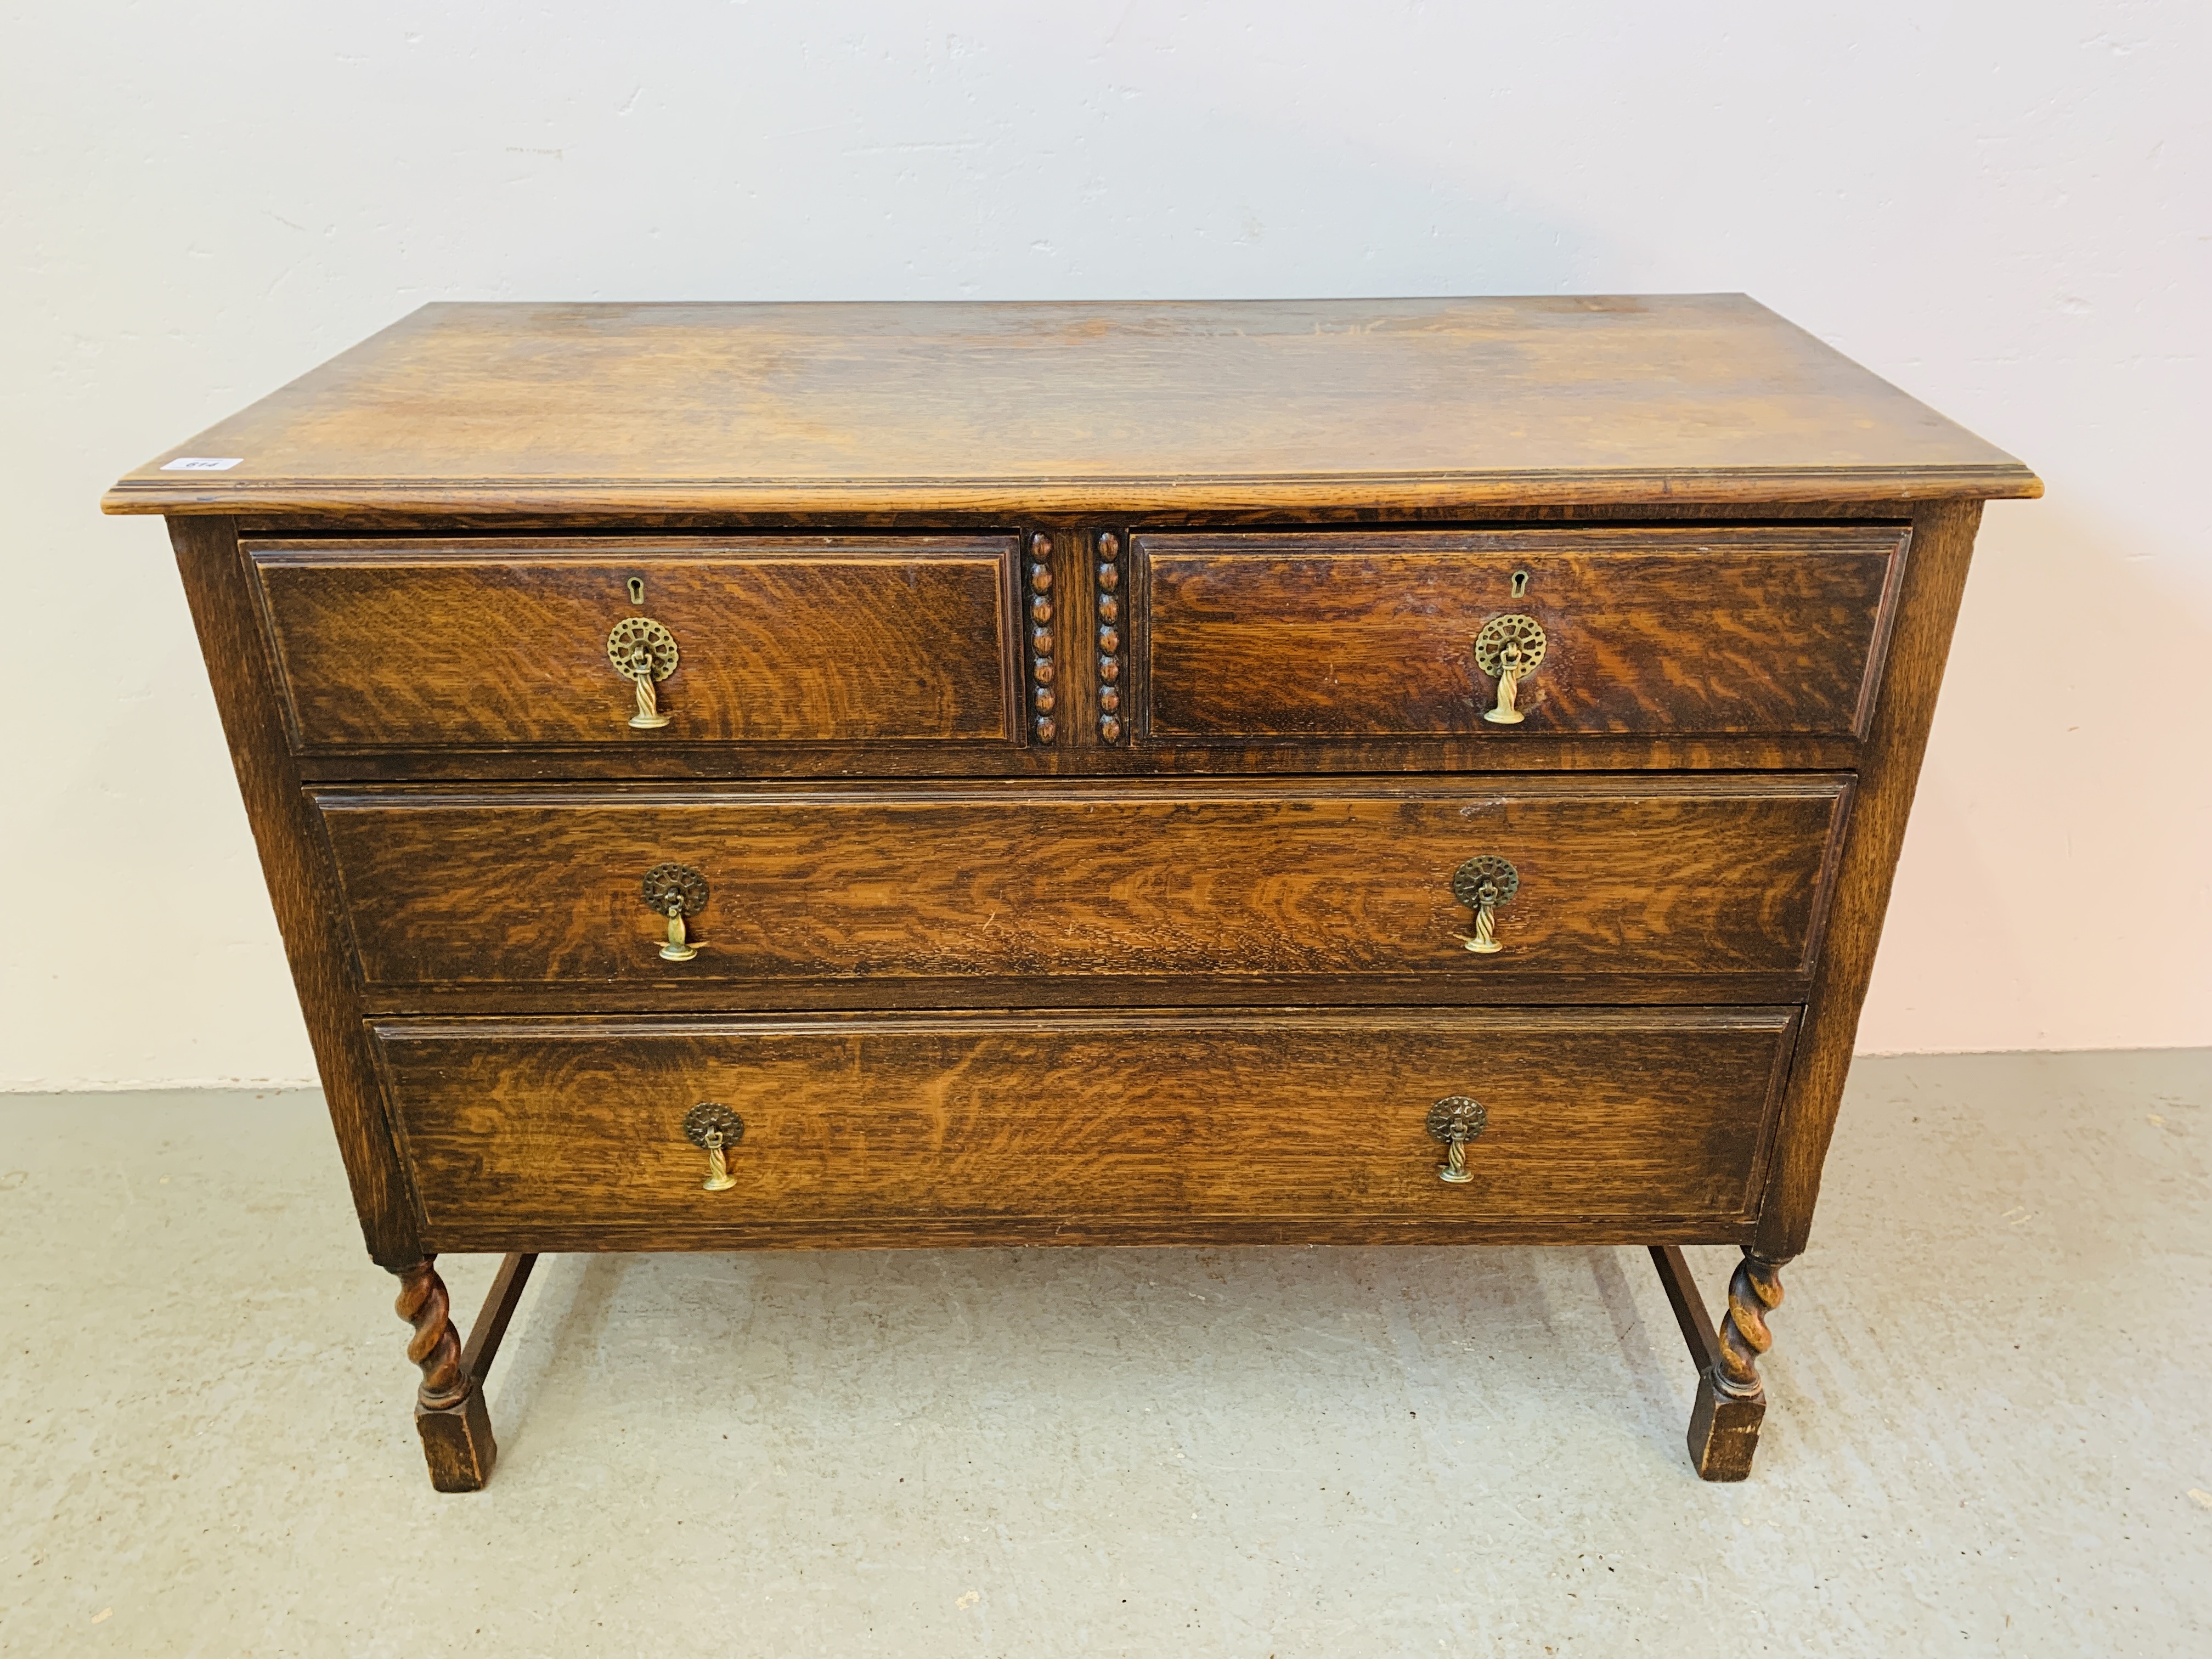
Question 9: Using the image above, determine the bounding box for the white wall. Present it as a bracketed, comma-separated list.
[3, 3, 2206, 1087]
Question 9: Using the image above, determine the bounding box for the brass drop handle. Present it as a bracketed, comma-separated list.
[607, 617, 679, 729]
[1426, 1096, 1489, 1184]
[1451, 855, 1520, 955]
[1474, 614, 1547, 725]
[683, 1102, 745, 1192]
[641, 862, 708, 962]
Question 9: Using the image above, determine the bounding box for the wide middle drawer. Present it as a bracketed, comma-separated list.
[317, 777, 1850, 995]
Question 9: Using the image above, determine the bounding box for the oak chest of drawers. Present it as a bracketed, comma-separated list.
[105, 295, 2039, 1488]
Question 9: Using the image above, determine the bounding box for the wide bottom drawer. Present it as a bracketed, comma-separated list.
[374, 1009, 1799, 1250]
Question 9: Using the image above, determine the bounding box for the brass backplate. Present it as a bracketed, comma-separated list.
[1472, 613, 1546, 679]
[1425, 1096, 1489, 1145]
[607, 616, 679, 683]
[682, 1101, 746, 1150]
[1451, 855, 1520, 909]
[641, 861, 709, 918]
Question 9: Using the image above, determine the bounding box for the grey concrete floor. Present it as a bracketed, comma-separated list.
[3, 1051, 2209, 1657]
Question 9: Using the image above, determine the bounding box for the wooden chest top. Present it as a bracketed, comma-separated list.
[103, 296, 2039, 518]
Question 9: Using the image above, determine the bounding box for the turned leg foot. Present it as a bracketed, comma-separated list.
[1649, 1245, 1790, 1482]
[392, 1252, 537, 1492]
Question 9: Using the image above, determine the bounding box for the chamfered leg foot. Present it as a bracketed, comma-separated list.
[415, 1387, 499, 1493]
[394, 1256, 495, 1492]
[1686, 1368, 1768, 1482]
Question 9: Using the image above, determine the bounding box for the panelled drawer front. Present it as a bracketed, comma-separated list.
[1137, 526, 1907, 741]
[246, 536, 1022, 751]
[318, 777, 1850, 993]
[374, 1008, 1801, 1246]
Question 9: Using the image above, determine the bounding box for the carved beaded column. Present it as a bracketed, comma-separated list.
[1026, 532, 1057, 744]
[1095, 530, 1125, 744]
[1686, 1250, 1789, 1481]
[394, 1257, 498, 1492]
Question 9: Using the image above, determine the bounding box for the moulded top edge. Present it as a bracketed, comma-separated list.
[103, 464, 2043, 517]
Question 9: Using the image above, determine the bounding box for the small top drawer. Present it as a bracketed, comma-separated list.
[1137, 526, 1907, 742]
[244, 535, 1022, 752]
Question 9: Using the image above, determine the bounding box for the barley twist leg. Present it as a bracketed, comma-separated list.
[395, 1257, 469, 1409]
[391, 1256, 503, 1491]
[1713, 1254, 1785, 1401]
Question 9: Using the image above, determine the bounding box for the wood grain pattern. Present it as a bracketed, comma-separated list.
[103, 298, 2039, 517]
[245, 536, 1019, 750]
[379, 1214, 1765, 1252]
[371, 1008, 1802, 1249]
[285, 732, 1871, 783]
[167, 517, 422, 1271]
[1139, 527, 1906, 741]
[351, 971, 1823, 1019]
[1754, 500, 1983, 1258]
[314, 777, 1850, 992]
[223, 495, 1950, 536]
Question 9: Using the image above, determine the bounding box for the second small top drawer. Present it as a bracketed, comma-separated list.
[245, 535, 1022, 753]
[1137, 526, 1908, 742]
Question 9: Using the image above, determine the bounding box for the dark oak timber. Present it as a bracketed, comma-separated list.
[116, 296, 2035, 1487]
[1140, 526, 1906, 742]
[1648, 1243, 1785, 1481]
[247, 537, 1022, 752]
[1753, 500, 1984, 1260]
[102, 297, 2039, 517]
[394, 1252, 537, 1492]
[313, 777, 1850, 995]
[371, 1009, 1801, 1248]
[459, 1251, 538, 1390]
[168, 517, 421, 1271]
